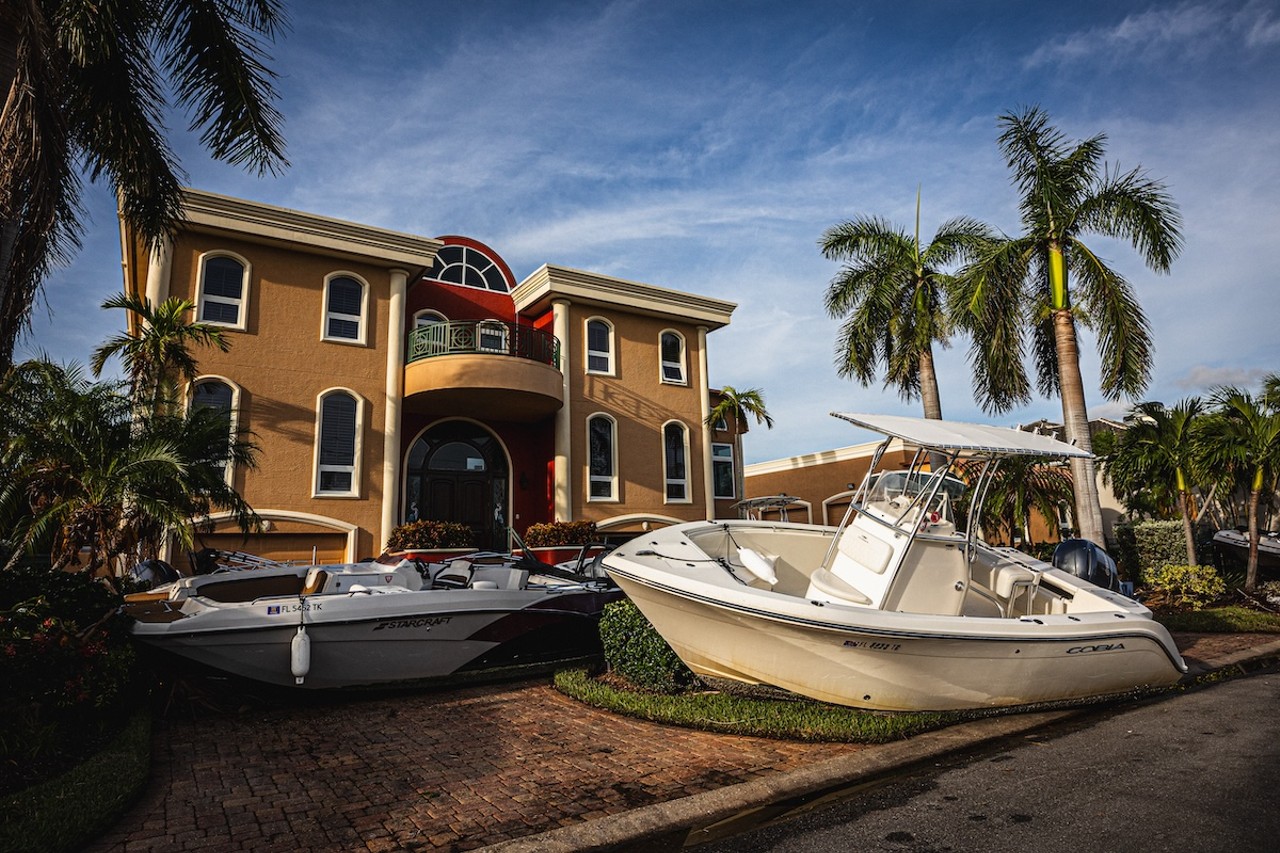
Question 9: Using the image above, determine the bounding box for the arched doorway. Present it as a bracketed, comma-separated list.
[405, 422, 509, 550]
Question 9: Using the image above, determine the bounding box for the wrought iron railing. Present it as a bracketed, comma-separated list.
[406, 320, 561, 369]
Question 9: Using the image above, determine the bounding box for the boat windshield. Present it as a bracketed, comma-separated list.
[865, 471, 966, 524]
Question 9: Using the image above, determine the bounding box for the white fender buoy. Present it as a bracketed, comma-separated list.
[291, 624, 311, 684]
[738, 547, 779, 585]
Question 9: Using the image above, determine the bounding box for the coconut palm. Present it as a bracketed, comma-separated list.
[820, 191, 994, 420]
[956, 107, 1182, 545]
[705, 385, 774, 432]
[1199, 387, 1280, 590]
[91, 292, 229, 413]
[1105, 399, 1205, 565]
[0, 0, 288, 371]
[958, 456, 1075, 549]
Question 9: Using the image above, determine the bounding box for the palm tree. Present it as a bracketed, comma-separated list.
[0, 0, 288, 371]
[1105, 399, 1205, 565]
[705, 385, 774, 432]
[820, 190, 994, 420]
[958, 456, 1075, 549]
[91, 293, 229, 413]
[957, 107, 1182, 545]
[1199, 387, 1280, 590]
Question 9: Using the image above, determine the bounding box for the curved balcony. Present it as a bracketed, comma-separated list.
[403, 321, 563, 421]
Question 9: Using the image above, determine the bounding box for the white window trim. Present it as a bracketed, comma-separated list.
[477, 318, 508, 353]
[312, 387, 366, 498]
[413, 309, 447, 327]
[585, 316, 615, 376]
[188, 375, 242, 488]
[659, 329, 687, 385]
[195, 250, 250, 331]
[663, 419, 691, 504]
[587, 413, 619, 503]
[321, 272, 370, 346]
[711, 442, 735, 500]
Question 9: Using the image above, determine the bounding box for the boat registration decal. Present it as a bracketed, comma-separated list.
[374, 616, 453, 631]
[843, 640, 902, 652]
[1067, 643, 1125, 654]
[267, 602, 323, 615]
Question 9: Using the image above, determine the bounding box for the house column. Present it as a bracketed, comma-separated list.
[698, 325, 714, 520]
[380, 269, 408, 548]
[552, 299, 572, 521]
[144, 236, 172, 307]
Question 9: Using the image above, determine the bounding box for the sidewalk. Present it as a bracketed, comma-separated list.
[87, 633, 1280, 853]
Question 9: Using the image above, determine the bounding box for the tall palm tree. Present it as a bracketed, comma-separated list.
[1106, 399, 1205, 565]
[0, 0, 288, 371]
[958, 456, 1075, 548]
[1200, 387, 1280, 590]
[91, 292, 229, 413]
[820, 191, 994, 420]
[957, 107, 1182, 545]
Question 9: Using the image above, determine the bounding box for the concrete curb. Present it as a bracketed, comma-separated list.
[481, 643, 1280, 852]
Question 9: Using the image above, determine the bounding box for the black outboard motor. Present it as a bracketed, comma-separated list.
[131, 558, 179, 589]
[1052, 539, 1120, 591]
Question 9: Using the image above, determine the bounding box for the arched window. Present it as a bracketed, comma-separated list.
[197, 253, 248, 328]
[323, 274, 367, 344]
[426, 245, 510, 293]
[586, 317, 614, 375]
[588, 414, 617, 501]
[664, 421, 689, 503]
[660, 331, 686, 384]
[414, 310, 447, 328]
[191, 378, 237, 484]
[315, 390, 362, 496]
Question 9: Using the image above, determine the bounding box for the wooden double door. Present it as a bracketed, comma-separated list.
[407, 422, 509, 551]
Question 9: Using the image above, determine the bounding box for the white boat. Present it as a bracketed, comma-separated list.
[125, 552, 622, 689]
[602, 413, 1187, 712]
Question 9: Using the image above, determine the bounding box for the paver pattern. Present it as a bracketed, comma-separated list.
[87, 679, 860, 852]
[86, 633, 1270, 852]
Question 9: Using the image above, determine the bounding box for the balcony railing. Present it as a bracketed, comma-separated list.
[406, 320, 560, 369]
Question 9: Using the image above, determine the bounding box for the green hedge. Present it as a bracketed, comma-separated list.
[1113, 520, 1193, 583]
[385, 519, 474, 550]
[598, 599, 699, 693]
[0, 710, 151, 853]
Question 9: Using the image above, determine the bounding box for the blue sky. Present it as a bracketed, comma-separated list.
[25, 0, 1280, 464]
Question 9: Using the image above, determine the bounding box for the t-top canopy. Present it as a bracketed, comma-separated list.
[830, 412, 1093, 459]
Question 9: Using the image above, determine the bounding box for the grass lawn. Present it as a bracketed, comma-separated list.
[1154, 604, 1280, 633]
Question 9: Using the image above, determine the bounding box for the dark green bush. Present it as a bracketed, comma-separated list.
[599, 599, 698, 693]
[523, 520, 599, 547]
[0, 566, 140, 796]
[385, 520, 474, 551]
[1113, 520, 1193, 584]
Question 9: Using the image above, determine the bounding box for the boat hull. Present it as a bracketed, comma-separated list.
[132, 587, 621, 689]
[610, 568, 1185, 712]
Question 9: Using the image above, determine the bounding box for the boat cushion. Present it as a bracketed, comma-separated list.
[807, 567, 872, 605]
[994, 564, 1037, 599]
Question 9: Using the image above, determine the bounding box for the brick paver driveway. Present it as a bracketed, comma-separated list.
[87, 678, 861, 852]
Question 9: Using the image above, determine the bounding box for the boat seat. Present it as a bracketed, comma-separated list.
[807, 567, 872, 606]
[303, 569, 329, 595]
[993, 564, 1038, 615]
[433, 560, 473, 589]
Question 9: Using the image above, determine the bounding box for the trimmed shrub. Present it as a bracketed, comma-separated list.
[523, 520, 598, 547]
[1144, 563, 1227, 610]
[1113, 520, 1192, 584]
[599, 599, 698, 693]
[385, 520, 474, 551]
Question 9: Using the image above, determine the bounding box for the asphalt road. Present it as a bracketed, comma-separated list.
[691, 665, 1280, 853]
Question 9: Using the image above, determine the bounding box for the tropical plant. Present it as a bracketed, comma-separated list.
[819, 191, 993, 419]
[1143, 563, 1226, 610]
[705, 385, 773, 431]
[522, 520, 598, 548]
[1199, 386, 1280, 590]
[0, 358, 258, 573]
[956, 107, 1182, 546]
[91, 293, 230, 412]
[1104, 399, 1205, 565]
[957, 456, 1074, 548]
[0, 0, 288, 372]
[385, 520, 474, 552]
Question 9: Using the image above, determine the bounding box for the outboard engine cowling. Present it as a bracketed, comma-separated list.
[1052, 539, 1120, 591]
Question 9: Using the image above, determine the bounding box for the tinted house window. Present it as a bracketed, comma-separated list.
[318, 392, 357, 493]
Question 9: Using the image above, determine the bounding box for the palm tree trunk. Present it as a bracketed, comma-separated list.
[1052, 307, 1107, 545]
[1177, 489, 1198, 566]
[1247, 484, 1261, 591]
[918, 347, 943, 420]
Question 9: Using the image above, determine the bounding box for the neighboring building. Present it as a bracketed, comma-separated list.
[118, 189, 736, 563]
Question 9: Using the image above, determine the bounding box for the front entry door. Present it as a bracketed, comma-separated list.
[406, 423, 509, 550]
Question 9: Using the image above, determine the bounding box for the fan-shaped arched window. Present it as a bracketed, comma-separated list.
[426, 245, 509, 293]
